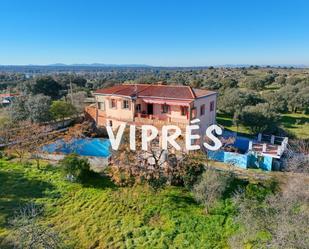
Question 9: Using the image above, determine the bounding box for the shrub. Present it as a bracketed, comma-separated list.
[193, 169, 232, 213]
[59, 154, 91, 182]
[229, 179, 309, 249]
[180, 152, 205, 189]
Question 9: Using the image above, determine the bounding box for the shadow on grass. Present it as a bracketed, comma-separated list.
[222, 177, 248, 200]
[0, 171, 55, 228]
[217, 114, 234, 126]
[81, 172, 117, 189]
[222, 177, 279, 201]
[166, 194, 197, 208]
[280, 115, 309, 128]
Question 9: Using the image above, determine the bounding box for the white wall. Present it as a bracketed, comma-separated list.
[193, 93, 217, 134]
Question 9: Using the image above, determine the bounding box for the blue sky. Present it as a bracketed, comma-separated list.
[1, 0, 309, 66]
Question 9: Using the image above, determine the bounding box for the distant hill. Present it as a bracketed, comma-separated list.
[47, 63, 152, 67]
[0, 63, 308, 73]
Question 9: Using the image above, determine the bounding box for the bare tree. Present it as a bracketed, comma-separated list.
[229, 178, 309, 249]
[283, 139, 309, 173]
[0, 121, 59, 167]
[7, 203, 62, 249]
[110, 129, 206, 190]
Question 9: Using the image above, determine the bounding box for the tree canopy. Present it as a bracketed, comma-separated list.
[32, 76, 62, 99]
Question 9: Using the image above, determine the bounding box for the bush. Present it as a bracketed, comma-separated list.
[59, 154, 91, 182]
[193, 169, 232, 213]
[180, 152, 205, 189]
[229, 179, 309, 249]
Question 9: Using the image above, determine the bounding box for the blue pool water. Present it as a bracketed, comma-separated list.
[222, 130, 250, 152]
[42, 138, 111, 157]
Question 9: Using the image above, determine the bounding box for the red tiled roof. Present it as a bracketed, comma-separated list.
[0, 93, 20, 98]
[95, 84, 215, 99]
[193, 88, 215, 98]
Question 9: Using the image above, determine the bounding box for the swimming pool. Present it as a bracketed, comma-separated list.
[42, 138, 111, 158]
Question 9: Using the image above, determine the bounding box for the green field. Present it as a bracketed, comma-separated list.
[0, 159, 237, 248]
[217, 113, 309, 139]
[280, 113, 309, 139]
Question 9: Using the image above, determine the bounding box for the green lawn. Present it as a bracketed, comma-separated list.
[217, 113, 252, 136]
[0, 159, 237, 248]
[217, 113, 309, 139]
[280, 113, 309, 139]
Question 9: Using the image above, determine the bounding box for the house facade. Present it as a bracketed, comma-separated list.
[85, 84, 217, 133]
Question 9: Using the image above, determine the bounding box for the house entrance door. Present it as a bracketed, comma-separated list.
[147, 104, 153, 115]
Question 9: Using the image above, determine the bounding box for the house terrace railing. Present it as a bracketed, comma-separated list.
[134, 116, 189, 129]
[85, 105, 190, 129]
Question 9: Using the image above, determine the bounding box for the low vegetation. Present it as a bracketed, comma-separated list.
[0, 159, 236, 248]
[1, 157, 308, 248]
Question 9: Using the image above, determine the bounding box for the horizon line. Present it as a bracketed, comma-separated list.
[0, 63, 309, 68]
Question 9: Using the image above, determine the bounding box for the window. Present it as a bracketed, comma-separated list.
[210, 101, 214, 112]
[108, 120, 113, 127]
[162, 104, 170, 113]
[110, 99, 117, 109]
[191, 107, 197, 119]
[180, 106, 188, 116]
[200, 104, 205, 116]
[98, 102, 105, 111]
[136, 104, 141, 113]
[123, 100, 129, 109]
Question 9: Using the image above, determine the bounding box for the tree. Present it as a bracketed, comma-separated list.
[72, 76, 87, 87]
[221, 78, 238, 89]
[237, 103, 279, 134]
[8, 203, 61, 249]
[10, 95, 52, 123]
[263, 74, 276, 86]
[285, 76, 302, 85]
[262, 91, 288, 113]
[25, 94, 52, 123]
[218, 89, 262, 115]
[32, 76, 62, 99]
[202, 79, 222, 90]
[283, 139, 309, 173]
[10, 97, 28, 122]
[275, 76, 286, 86]
[0, 121, 56, 167]
[50, 100, 76, 124]
[243, 77, 266, 90]
[110, 129, 206, 190]
[279, 83, 309, 113]
[71, 91, 87, 113]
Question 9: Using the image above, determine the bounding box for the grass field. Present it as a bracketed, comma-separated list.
[217, 113, 309, 139]
[0, 159, 237, 248]
[280, 113, 309, 139]
[216, 113, 252, 136]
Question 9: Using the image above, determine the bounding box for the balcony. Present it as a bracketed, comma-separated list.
[134, 113, 189, 129]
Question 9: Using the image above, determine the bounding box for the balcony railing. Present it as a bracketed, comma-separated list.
[85, 105, 190, 129]
[134, 113, 189, 129]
